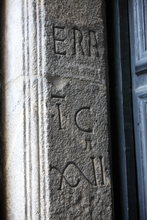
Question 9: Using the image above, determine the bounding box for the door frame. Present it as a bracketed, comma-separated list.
[106, 0, 139, 219]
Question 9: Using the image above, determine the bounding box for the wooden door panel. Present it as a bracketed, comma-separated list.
[130, 0, 147, 218]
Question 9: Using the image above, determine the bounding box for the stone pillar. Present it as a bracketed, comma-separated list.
[4, 0, 112, 219]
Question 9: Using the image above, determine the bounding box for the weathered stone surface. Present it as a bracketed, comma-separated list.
[47, 79, 111, 218]
[4, 0, 112, 219]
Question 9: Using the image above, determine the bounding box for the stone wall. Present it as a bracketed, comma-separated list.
[4, 0, 112, 219]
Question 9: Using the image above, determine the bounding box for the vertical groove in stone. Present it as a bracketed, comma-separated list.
[22, 0, 27, 219]
[22, 0, 45, 219]
[22, 0, 47, 218]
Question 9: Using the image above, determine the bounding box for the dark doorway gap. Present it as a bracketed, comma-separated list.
[106, 0, 139, 219]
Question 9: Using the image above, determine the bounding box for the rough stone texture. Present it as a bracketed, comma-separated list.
[4, 0, 112, 219]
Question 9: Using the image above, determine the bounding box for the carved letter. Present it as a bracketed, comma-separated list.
[88, 30, 99, 57]
[72, 27, 84, 55]
[85, 138, 92, 150]
[75, 107, 93, 133]
[51, 94, 65, 130]
[50, 157, 97, 190]
[99, 156, 105, 186]
[53, 25, 67, 55]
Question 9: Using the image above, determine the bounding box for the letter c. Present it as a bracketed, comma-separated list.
[75, 106, 93, 133]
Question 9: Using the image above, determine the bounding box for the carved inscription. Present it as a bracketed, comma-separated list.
[50, 98, 93, 132]
[72, 27, 84, 56]
[85, 138, 92, 150]
[75, 107, 93, 133]
[51, 94, 65, 130]
[99, 156, 105, 186]
[52, 25, 99, 57]
[50, 156, 107, 190]
[49, 85, 109, 194]
[88, 30, 99, 57]
[53, 25, 67, 55]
